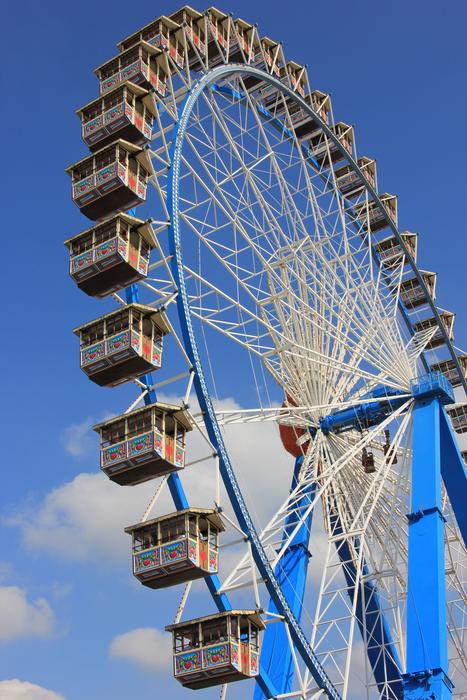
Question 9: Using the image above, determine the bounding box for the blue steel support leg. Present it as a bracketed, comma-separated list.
[439, 407, 467, 546]
[124, 280, 278, 698]
[255, 456, 316, 698]
[330, 511, 403, 699]
[403, 397, 453, 700]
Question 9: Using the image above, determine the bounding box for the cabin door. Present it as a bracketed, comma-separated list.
[129, 242, 138, 269]
[240, 642, 249, 674]
[198, 539, 208, 571]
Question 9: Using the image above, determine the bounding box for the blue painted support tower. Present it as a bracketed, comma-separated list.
[255, 455, 316, 698]
[403, 376, 464, 700]
[439, 409, 467, 545]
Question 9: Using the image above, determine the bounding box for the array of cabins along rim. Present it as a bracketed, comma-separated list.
[64, 4, 467, 690]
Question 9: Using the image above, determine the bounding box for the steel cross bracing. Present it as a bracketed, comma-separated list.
[213, 82, 431, 383]
[172, 84, 420, 392]
[220, 400, 411, 594]
[167, 75, 342, 700]
[215, 388, 464, 696]
[309, 409, 409, 698]
[325, 506, 403, 699]
[184, 66, 466, 395]
[176, 160, 413, 403]
[136, 66, 464, 696]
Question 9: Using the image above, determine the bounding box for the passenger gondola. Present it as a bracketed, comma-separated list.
[64, 214, 156, 297]
[66, 140, 152, 220]
[95, 402, 192, 484]
[166, 610, 264, 689]
[125, 509, 224, 586]
[74, 304, 169, 387]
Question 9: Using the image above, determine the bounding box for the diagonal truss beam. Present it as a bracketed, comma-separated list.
[329, 507, 403, 699]
[255, 456, 317, 699]
[168, 79, 342, 699]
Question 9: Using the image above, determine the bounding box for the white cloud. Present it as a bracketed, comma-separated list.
[8, 472, 148, 562]
[10, 395, 292, 565]
[0, 587, 55, 641]
[0, 680, 64, 700]
[109, 628, 171, 673]
[61, 416, 96, 457]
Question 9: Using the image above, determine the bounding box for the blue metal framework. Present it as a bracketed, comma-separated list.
[402, 375, 466, 700]
[254, 456, 316, 698]
[161, 66, 467, 699]
[113, 64, 467, 699]
[166, 80, 342, 700]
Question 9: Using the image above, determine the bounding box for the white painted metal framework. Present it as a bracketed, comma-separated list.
[94, 12, 466, 699]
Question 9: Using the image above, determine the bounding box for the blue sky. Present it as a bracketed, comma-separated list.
[1, 0, 467, 698]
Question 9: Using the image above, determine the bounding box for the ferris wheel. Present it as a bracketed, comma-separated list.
[65, 7, 467, 700]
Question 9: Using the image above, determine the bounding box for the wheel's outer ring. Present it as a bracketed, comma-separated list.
[165, 62, 449, 695]
[167, 64, 345, 698]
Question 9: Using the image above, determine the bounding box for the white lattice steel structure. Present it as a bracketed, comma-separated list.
[69, 8, 467, 700]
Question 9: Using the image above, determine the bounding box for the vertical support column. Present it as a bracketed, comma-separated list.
[403, 397, 452, 700]
[439, 407, 467, 546]
[254, 456, 315, 698]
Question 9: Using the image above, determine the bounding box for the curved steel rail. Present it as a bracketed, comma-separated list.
[167, 65, 342, 700]
[180, 63, 465, 394]
[166, 63, 463, 698]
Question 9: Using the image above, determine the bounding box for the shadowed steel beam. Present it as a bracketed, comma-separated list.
[439, 407, 467, 546]
[404, 397, 452, 700]
[330, 510, 403, 699]
[255, 455, 316, 698]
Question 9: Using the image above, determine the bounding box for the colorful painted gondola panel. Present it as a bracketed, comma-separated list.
[175, 650, 202, 675]
[203, 644, 230, 669]
[128, 431, 153, 458]
[134, 548, 159, 572]
[161, 539, 187, 565]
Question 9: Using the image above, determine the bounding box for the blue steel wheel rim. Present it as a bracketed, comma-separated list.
[167, 65, 343, 700]
[161, 63, 466, 699]
[67, 17, 467, 697]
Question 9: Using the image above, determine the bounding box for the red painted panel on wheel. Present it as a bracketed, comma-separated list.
[279, 396, 309, 457]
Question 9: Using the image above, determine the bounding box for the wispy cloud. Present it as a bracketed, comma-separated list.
[109, 627, 171, 673]
[0, 586, 56, 642]
[0, 680, 65, 699]
[61, 417, 96, 457]
[6, 472, 147, 562]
